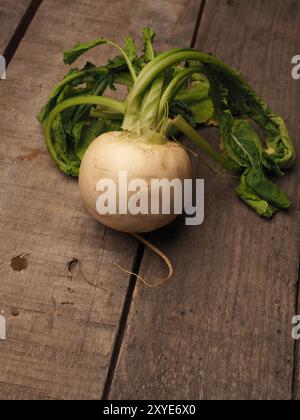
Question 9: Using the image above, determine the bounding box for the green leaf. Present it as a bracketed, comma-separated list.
[124, 36, 144, 75]
[204, 62, 296, 169]
[143, 28, 156, 62]
[73, 118, 122, 160]
[71, 77, 109, 125]
[38, 64, 105, 124]
[245, 167, 291, 210]
[38, 69, 79, 123]
[107, 55, 127, 70]
[64, 39, 108, 65]
[204, 67, 292, 217]
[226, 119, 262, 168]
[74, 119, 105, 160]
[237, 172, 278, 218]
[51, 115, 81, 176]
[52, 115, 68, 158]
[38, 54, 129, 177]
[237, 166, 291, 218]
[176, 79, 214, 125]
[124, 37, 138, 62]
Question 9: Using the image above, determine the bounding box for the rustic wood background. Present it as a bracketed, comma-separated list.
[0, 0, 299, 400]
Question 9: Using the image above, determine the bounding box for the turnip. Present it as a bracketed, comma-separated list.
[79, 131, 192, 233]
[39, 29, 295, 285]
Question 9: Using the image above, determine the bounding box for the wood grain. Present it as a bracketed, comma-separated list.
[0, 0, 201, 400]
[0, 0, 31, 53]
[110, 0, 300, 400]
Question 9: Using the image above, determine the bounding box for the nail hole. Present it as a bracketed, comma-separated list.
[67, 258, 79, 274]
[11, 254, 29, 272]
[11, 307, 20, 317]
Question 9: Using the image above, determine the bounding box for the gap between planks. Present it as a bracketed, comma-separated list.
[292, 255, 300, 400]
[3, 0, 43, 66]
[101, 0, 208, 400]
[101, 244, 145, 400]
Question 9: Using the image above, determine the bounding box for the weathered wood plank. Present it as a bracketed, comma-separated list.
[0, 0, 201, 400]
[110, 0, 300, 400]
[0, 0, 31, 53]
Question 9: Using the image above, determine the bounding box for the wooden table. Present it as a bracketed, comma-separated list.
[0, 0, 299, 400]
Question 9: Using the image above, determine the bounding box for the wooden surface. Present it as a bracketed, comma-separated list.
[0, 0, 300, 401]
[0, 0, 30, 53]
[0, 0, 201, 400]
[110, 0, 300, 400]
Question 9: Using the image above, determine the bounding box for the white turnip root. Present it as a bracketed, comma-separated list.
[79, 131, 192, 234]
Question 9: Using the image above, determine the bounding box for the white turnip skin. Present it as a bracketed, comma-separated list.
[79, 131, 193, 233]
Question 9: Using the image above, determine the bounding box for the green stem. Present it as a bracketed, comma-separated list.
[113, 73, 133, 87]
[130, 49, 218, 102]
[44, 96, 125, 172]
[123, 49, 230, 131]
[173, 115, 234, 172]
[108, 41, 137, 82]
[158, 66, 203, 119]
[139, 72, 166, 130]
[43, 68, 131, 113]
[89, 109, 124, 120]
[52, 67, 108, 94]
